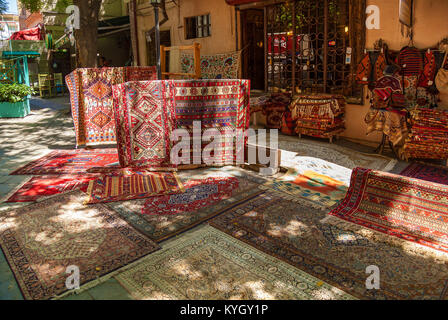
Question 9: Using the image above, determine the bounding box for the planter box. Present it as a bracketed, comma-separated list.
[0, 99, 30, 118]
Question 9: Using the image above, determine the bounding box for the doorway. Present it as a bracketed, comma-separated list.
[240, 9, 265, 90]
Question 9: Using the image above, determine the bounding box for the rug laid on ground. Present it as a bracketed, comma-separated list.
[115, 226, 354, 300]
[66, 66, 157, 147]
[172, 80, 250, 165]
[329, 167, 448, 253]
[112, 81, 177, 169]
[263, 169, 348, 209]
[85, 171, 184, 204]
[400, 162, 448, 185]
[106, 167, 266, 242]
[210, 189, 448, 299]
[269, 134, 397, 171]
[9, 149, 119, 175]
[180, 51, 241, 79]
[0, 191, 160, 300]
[4, 175, 97, 202]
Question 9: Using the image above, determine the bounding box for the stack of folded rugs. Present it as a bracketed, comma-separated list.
[401, 108, 448, 160]
[289, 94, 346, 140]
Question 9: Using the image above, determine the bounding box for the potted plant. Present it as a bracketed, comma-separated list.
[0, 83, 34, 118]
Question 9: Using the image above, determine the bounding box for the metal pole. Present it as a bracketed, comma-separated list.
[154, 5, 162, 79]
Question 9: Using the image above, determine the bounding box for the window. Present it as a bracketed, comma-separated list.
[185, 14, 211, 40]
[265, 0, 365, 102]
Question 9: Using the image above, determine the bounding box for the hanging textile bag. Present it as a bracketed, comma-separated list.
[435, 52, 448, 94]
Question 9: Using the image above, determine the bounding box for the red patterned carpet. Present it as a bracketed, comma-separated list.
[400, 162, 448, 185]
[5, 175, 97, 202]
[9, 149, 119, 175]
[329, 167, 448, 253]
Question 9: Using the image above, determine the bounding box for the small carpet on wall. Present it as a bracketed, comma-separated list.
[106, 168, 266, 242]
[84, 172, 184, 204]
[114, 226, 355, 300]
[0, 191, 160, 300]
[9, 149, 119, 175]
[4, 175, 98, 202]
[210, 189, 448, 300]
[400, 162, 448, 185]
[329, 167, 448, 253]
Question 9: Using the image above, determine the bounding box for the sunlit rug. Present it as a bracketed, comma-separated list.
[85, 171, 184, 204]
[329, 167, 448, 253]
[0, 191, 159, 300]
[210, 189, 448, 299]
[106, 167, 266, 242]
[262, 160, 349, 209]
[115, 226, 354, 300]
[260, 134, 397, 171]
[4, 175, 97, 202]
[400, 162, 448, 185]
[9, 149, 119, 175]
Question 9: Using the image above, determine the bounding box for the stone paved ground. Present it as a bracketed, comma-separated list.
[0, 97, 409, 300]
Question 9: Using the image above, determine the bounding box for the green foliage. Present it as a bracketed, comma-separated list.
[18, 0, 72, 13]
[0, 0, 8, 14]
[0, 84, 34, 103]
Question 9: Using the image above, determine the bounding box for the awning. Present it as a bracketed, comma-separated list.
[2, 51, 40, 58]
[225, 0, 259, 5]
[98, 16, 130, 37]
[8, 26, 43, 41]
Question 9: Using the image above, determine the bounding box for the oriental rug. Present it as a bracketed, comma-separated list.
[124, 66, 157, 81]
[112, 81, 177, 169]
[180, 51, 241, 79]
[106, 167, 266, 242]
[78, 68, 125, 146]
[5, 175, 97, 202]
[265, 134, 397, 171]
[263, 170, 347, 209]
[400, 162, 448, 185]
[115, 226, 354, 300]
[172, 80, 250, 166]
[329, 167, 448, 253]
[210, 189, 448, 299]
[66, 66, 159, 147]
[0, 191, 159, 300]
[9, 149, 119, 175]
[85, 171, 184, 204]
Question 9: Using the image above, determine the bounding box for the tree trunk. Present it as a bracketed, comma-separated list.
[73, 0, 102, 68]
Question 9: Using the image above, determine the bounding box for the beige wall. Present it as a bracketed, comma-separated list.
[136, 0, 236, 66]
[343, 0, 448, 143]
[136, 0, 448, 143]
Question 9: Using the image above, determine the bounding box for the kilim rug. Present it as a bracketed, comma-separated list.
[4, 175, 97, 202]
[329, 167, 448, 253]
[115, 226, 355, 300]
[112, 81, 177, 169]
[66, 66, 158, 147]
[9, 149, 118, 175]
[0, 191, 159, 300]
[180, 51, 241, 79]
[85, 171, 184, 204]
[172, 80, 250, 166]
[106, 167, 266, 242]
[400, 162, 448, 185]
[262, 170, 348, 209]
[210, 188, 448, 299]
[78, 68, 125, 146]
